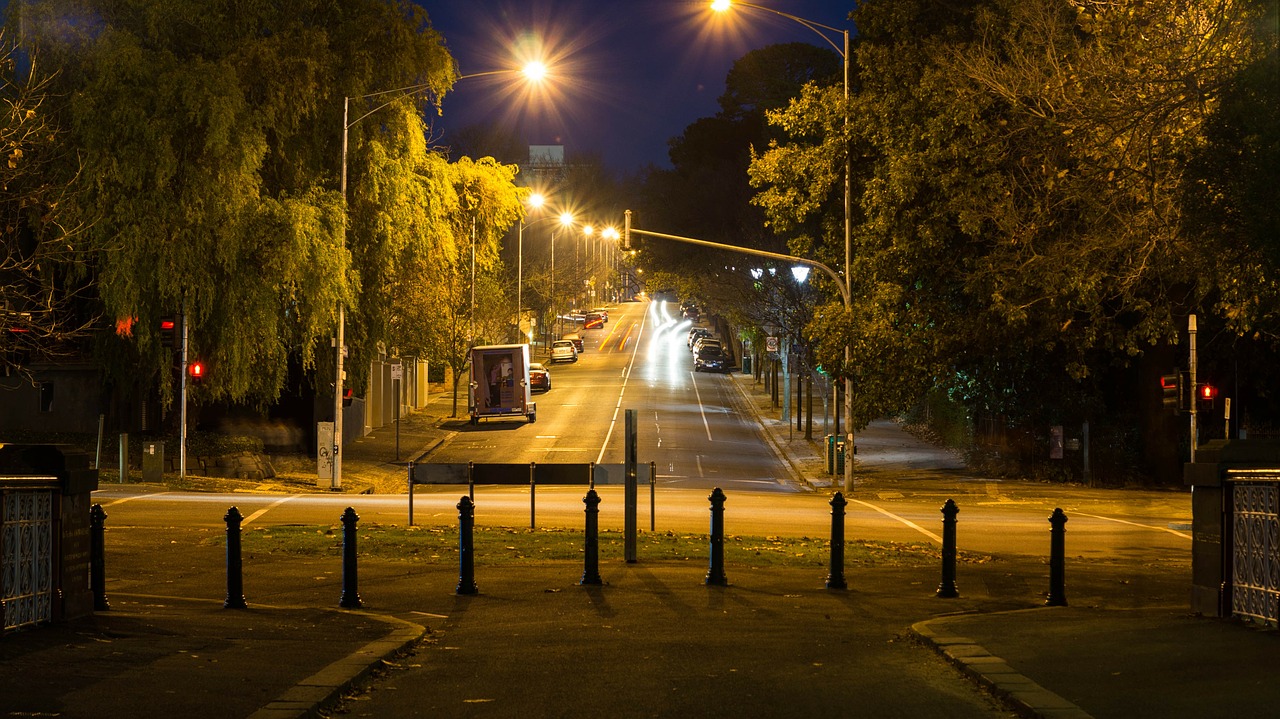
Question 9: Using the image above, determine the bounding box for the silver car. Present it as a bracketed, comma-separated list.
[550, 340, 578, 363]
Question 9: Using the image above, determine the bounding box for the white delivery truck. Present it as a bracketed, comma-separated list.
[468, 344, 535, 425]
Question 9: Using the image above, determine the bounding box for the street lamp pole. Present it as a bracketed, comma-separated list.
[712, 0, 854, 492]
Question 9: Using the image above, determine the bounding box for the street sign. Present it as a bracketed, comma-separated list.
[766, 336, 778, 353]
[391, 363, 403, 381]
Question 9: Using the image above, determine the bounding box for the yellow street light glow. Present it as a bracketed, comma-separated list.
[583, 225, 595, 237]
[523, 61, 548, 82]
[528, 193, 546, 209]
[710, 0, 732, 11]
[559, 212, 575, 226]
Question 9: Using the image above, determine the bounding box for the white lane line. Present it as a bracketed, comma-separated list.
[596, 308, 647, 465]
[97, 492, 172, 508]
[1074, 511, 1192, 540]
[241, 495, 301, 527]
[691, 371, 713, 441]
[849, 498, 943, 544]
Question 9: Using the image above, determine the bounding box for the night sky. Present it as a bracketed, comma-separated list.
[419, 1, 854, 175]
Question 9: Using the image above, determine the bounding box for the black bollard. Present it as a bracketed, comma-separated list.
[457, 496, 478, 595]
[1046, 507, 1068, 606]
[826, 491, 848, 590]
[705, 487, 728, 586]
[224, 506, 247, 609]
[339, 507, 362, 609]
[937, 499, 959, 598]
[89, 503, 109, 611]
[581, 489, 603, 586]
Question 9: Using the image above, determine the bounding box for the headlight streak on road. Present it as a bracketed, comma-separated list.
[595, 303, 649, 465]
[690, 371, 713, 441]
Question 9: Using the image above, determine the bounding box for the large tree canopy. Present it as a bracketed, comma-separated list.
[20, 0, 470, 407]
[749, 0, 1278, 436]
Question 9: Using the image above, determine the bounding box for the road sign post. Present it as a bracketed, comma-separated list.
[625, 409, 638, 563]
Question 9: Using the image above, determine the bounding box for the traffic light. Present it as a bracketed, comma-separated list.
[188, 360, 206, 381]
[159, 316, 178, 348]
[1198, 384, 1218, 403]
[1160, 373, 1182, 411]
[342, 388, 354, 406]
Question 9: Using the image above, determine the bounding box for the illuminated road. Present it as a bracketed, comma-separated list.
[426, 299, 801, 492]
[90, 479, 1191, 564]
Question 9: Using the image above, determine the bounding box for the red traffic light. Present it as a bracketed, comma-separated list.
[188, 361, 205, 379]
[1199, 384, 1217, 401]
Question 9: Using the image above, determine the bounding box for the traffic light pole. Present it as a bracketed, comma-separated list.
[180, 308, 188, 479]
[1189, 314, 1198, 463]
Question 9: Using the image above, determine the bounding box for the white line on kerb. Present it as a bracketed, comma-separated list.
[1074, 511, 1192, 540]
[99, 492, 171, 508]
[848, 498, 943, 544]
[241, 495, 300, 527]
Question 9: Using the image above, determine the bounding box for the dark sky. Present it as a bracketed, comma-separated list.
[419, 1, 854, 175]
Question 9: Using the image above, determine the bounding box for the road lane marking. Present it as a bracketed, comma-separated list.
[596, 307, 648, 465]
[848, 498, 943, 543]
[691, 371, 714, 441]
[1074, 511, 1192, 540]
[97, 491, 172, 508]
[241, 495, 301, 527]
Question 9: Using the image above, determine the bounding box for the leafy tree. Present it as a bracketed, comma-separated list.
[23, 0, 459, 413]
[391, 155, 524, 417]
[750, 0, 1277, 459]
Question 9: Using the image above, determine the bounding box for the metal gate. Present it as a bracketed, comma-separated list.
[1229, 471, 1280, 627]
[2, 487, 55, 631]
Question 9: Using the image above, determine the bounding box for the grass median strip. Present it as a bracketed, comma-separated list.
[224, 524, 992, 569]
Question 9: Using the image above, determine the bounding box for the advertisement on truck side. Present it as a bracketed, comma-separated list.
[468, 344, 535, 424]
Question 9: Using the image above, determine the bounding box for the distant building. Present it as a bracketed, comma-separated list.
[526, 144, 567, 186]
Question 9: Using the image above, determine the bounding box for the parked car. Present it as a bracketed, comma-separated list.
[694, 345, 731, 373]
[550, 340, 578, 363]
[693, 337, 722, 358]
[529, 362, 551, 392]
[687, 327, 713, 348]
[561, 333, 584, 353]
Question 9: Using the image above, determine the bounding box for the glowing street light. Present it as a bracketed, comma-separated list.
[710, 0, 854, 493]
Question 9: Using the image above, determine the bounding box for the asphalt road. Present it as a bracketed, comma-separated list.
[428, 300, 799, 493]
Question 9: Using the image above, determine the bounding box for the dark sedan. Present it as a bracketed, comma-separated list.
[693, 346, 731, 373]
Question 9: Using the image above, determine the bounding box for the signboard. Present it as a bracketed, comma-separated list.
[391, 363, 403, 381]
[766, 336, 779, 353]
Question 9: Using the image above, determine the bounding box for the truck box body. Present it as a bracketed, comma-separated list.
[469, 344, 535, 424]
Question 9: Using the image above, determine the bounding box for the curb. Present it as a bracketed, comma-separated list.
[248, 610, 427, 719]
[911, 609, 1094, 719]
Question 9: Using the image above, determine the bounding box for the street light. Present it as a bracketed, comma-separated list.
[334, 62, 546, 491]
[710, 0, 854, 492]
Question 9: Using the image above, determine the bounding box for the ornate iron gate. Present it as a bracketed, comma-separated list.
[2, 487, 55, 631]
[1229, 471, 1280, 627]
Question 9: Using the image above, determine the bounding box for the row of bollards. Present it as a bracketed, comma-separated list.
[87, 493, 1071, 609]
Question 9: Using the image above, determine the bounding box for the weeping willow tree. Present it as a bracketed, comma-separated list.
[21, 0, 462, 410]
